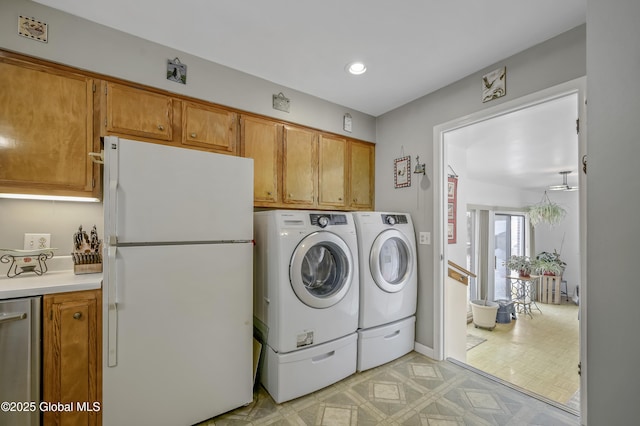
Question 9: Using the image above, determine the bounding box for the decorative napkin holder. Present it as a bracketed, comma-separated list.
[72, 225, 103, 275]
[0, 248, 56, 278]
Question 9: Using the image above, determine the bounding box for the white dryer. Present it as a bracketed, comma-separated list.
[254, 210, 359, 403]
[353, 212, 418, 371]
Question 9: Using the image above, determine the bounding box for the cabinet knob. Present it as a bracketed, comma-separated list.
[289, 193, 293, 197]
[158, 124, 165, 131]
[267, 191, 272, 196]
[353, 198, 358, 203]
[190, 132, 197, 138]
[73, 312, 82, 320]
[338, 197, 343, 201]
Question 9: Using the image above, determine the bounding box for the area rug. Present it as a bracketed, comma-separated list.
[466, 334, 487, 351]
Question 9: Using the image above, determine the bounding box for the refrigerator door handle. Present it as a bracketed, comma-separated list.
[107, 245, 118, 367]
[107, 140, 119, 245]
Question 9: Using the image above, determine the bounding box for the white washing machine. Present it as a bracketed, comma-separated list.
[353, 211, 418, 371]
[254, 210, 359, 402]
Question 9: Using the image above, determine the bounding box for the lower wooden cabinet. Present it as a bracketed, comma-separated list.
[43, 289, 102, 426]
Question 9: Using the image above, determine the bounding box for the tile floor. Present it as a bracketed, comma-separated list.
[466, 300, 580, 408]
[200, 351, 579, 425]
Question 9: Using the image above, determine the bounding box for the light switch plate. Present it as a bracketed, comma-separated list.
[24, 233, 51, 250]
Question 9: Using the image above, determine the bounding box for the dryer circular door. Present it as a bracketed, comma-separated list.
[369, 229, 414, 293]
[290, 231, 354, 308]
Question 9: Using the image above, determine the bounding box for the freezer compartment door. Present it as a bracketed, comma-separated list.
[102, 243, 253, 426]
[104, 137, 254, 243]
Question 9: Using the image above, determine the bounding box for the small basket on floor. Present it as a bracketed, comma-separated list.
[470, 300, 499, 330]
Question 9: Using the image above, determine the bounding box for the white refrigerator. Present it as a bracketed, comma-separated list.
[102, 136, 254, 425]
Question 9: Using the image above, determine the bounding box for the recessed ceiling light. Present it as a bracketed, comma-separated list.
[346, 62, 367, 75]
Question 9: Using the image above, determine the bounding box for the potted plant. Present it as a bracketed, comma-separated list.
[535, 251, 566, 276]
[528, 192, 567, 226]
[505, 255, 537, 277]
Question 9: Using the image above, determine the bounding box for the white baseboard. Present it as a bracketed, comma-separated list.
[414, 341, 439, 360]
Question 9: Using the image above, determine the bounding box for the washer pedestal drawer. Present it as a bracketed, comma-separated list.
[357, 316, 416, 372]
[261, 333, 357, 404]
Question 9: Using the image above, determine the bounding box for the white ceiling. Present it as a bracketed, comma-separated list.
[446, 94, 580, 191]
[33, 0, 585, 191]
[33, 0, 586, 117]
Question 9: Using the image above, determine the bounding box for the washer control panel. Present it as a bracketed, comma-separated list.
[381, 214, 408, 225]
[310, 214, 348, 228]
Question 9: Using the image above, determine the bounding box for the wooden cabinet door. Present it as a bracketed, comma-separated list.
[240, 115, 281, 205]
[44, 289, 102, 426]
[183, 102, 237, 154]
[318, 134, 347, 209]
[105, 82, 172, 141]
[282, 125, 317, 206]
[0, 58, 98, 198]
[349, 141, 375, 210]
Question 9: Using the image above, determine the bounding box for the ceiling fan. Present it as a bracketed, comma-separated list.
[548, 170, 578, 192]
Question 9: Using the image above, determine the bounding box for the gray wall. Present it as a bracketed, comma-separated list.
[0, 0, 376, 141]
[375, 25, 586, 350]
[586, 0, 640, 423]
[0, 0, 376, 266]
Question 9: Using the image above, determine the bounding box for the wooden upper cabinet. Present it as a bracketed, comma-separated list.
[318, 134, 347, 209]
[0, 57, 99, 198]
[240, 115, 281, 205]
[182, 101, 237, 154]
[104, 82, 173, 141]
[349, 140, 375, 210]
[282, 125, 317, 206]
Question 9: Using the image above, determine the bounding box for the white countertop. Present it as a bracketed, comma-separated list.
[0, 270, 102, 299]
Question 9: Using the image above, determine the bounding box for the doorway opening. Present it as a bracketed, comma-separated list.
[433, 78, 586, 416]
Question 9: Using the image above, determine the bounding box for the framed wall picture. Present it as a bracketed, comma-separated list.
[18, 16, 48, 43]
[482, 66, 506, 103]
[448, 177, 458, 243]
[394, 156, 411, 188]
[167, 58, 187, 84]
[448, 222, 456, 242]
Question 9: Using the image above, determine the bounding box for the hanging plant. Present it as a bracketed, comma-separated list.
[528, 191, 566, 226]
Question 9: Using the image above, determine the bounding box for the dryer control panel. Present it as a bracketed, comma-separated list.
[381, 214, 408, 225]
[310, 214, 348, 228]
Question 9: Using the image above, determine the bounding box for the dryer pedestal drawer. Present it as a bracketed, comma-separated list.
[357, 316, 416, 372]
[262, 333, 357, 404]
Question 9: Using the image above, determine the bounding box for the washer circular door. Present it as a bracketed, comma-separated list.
[369, 229, 414, 293]
[290, 231, 354, 308]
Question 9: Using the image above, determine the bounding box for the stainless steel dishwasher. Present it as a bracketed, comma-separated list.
[0, 297, 41, 426]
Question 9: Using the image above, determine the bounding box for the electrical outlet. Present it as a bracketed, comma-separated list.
[24, 233, 51, 250]
[419, 232, 430, 245]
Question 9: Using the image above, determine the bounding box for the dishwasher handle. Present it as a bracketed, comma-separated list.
[0, 312, 27, 325]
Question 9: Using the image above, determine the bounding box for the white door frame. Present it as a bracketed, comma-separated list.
[432, 77, 587, 419]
